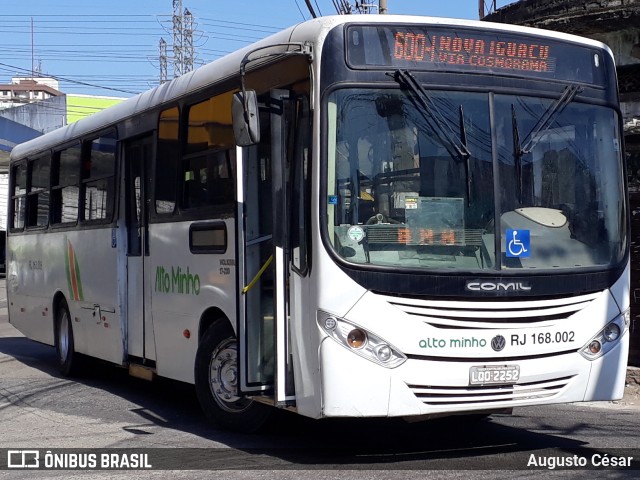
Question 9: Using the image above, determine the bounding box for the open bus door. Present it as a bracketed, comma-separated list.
[236, 89, 296, 406]
[195, 86, 309, 432]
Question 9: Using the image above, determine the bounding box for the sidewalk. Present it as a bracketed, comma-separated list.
[627, 366, 640, 390]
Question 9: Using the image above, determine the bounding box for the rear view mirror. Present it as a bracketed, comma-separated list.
[232, 90, 260, 146]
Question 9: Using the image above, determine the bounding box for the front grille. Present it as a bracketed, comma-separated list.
[382, 292, 600, 329]
[408, 375, 574, 405]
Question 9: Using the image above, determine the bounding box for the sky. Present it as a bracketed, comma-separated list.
[0, 1, 516, 98]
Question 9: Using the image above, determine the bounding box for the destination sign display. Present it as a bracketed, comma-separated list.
[346, 25, 604, 85]
[392, 31, 555, 74]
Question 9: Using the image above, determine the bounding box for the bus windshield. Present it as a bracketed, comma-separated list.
[326, 87, 626, 271]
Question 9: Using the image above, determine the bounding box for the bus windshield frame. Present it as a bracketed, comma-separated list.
[324, 83, 626, 275]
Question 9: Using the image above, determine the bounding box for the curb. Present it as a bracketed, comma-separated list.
[628, 366, 640, 386]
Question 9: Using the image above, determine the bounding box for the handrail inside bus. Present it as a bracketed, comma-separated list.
[242, 255, 274, 294]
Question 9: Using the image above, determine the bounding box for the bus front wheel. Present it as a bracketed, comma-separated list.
[195, 322, 271, 432]
[54, 299, 81, 376]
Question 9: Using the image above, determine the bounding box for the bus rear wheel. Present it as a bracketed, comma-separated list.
[54, 299, 81, 376]
[195, 322, 271, 432]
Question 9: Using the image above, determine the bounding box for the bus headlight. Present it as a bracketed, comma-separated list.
[580, 309, 630, 361]
[317, 311, 407, 368]
[603, 323, 621, 342]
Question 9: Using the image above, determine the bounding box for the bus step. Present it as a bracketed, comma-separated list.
[128, 364, 156, 381]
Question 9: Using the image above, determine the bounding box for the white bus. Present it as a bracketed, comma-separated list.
[7, 15, 631, 432]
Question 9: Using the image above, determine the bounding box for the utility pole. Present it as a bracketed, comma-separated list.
[479, 0, 497, 19]
[159, 38, 168, 84]
[31, 17, 35, 78]
[304, 0, 317, 18]
[379, 0, 387, 14]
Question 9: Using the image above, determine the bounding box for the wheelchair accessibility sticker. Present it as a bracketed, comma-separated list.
[506, 229, 530, 258]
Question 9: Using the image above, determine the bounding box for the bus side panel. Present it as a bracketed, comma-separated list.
[7, 233, 55, 346]
[7, 228, 122, 366]
[148, 219, 237, 383]
[64, 228, 122, 363]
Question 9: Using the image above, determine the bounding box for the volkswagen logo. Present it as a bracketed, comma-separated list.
[491, 335, 506, 352]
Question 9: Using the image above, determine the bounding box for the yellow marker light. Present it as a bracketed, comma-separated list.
[347, 329, 367, 349]
[588, 340, 602, 355]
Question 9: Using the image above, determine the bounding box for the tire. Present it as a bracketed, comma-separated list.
[195, 321, 272, 432]
[54, 298, 81, 376]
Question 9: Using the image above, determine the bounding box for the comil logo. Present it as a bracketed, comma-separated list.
[7, 450, 40, 468]
[465, 281, 532, 292]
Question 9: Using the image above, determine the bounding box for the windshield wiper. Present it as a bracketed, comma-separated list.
[392, 69, 472, 205]
[519, 84, 583, 155]
[512, 104, 523, 203]
[392, 70, 471, 161]
[511, 84, 582, 204]
[459, 105, 472, 205]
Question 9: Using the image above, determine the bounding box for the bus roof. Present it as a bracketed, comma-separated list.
[9, 14, 613, 163]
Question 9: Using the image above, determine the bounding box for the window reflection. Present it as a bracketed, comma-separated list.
[326, 88, 625, 272]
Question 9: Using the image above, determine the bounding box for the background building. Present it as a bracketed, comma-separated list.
[0, 77, 125, 272]
[67, 94, 125, 124]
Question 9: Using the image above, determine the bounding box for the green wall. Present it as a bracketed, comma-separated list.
[66, 95, 125, 124]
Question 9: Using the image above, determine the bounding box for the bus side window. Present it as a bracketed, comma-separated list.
[81, 131, 116, 223]
[182, 91, 235, 211]
[26, 155, 51, 228]
[156, 106, 180, 215]
[182, 150, 233, 209]
[51, 144, 81, 225]
[10, 163, 27, 230]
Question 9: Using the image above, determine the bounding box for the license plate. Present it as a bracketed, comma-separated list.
[469, 365, 520, 385]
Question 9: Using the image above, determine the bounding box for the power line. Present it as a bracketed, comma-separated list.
[0, 61, 138, 95]
[0, 13, 294, 96]
[293, 0, 308, 20]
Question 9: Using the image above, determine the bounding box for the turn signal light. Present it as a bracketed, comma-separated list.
[580, 310, 629, 361]
[317, 311, 407, 368]
[347, 329, 367, 349]
[588, 340, 601, 355]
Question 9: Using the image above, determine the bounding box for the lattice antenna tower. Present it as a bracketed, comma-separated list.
[183, 8, 194, 74]
[173, 0, 184, 78]
[159, 38, 168, 84]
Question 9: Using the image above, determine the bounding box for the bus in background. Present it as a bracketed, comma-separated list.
[7, 15, 630, 432]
